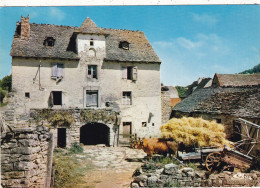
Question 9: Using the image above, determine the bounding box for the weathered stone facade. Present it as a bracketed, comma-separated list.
[11, 17, 162, 140]
[161, 90, 171, 125]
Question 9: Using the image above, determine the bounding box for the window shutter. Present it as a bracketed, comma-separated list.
[57, 64, 63, 78]
[92, 93, 98, 107]
[132, 66, 137, 81]
[122, 67, 127, 80]
[86, 93, 91, 106]
[51, 63, 57, 77]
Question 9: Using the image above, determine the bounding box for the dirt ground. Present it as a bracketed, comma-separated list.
[77, 146, 146, 188]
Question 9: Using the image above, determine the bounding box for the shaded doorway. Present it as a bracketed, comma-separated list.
[80, 123, 110, 146]
[57, 128, 66, 148]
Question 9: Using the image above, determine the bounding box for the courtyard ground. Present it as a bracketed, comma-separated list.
[53, 145, 146, 188]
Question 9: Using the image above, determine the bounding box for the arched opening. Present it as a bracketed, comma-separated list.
[80, 123, 110, 146]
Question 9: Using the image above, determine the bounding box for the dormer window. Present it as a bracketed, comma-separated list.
[119, 41, 129, 50]
[90, 39, 94, 46]
[44, 37, 55, 47]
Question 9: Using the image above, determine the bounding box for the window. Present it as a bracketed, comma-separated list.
[90, 39, 94, 46]
[25, 92, 30, 98]
[51, 91, 62, 106]
[51, 63, 63, 79]
[122, 91, 132, 105]
[216, 119, 221, 123]
[44, 37, 55, 47]
[119, 41, 129, 50]
[86, 91, 98, 107]
[122, 66, 137, 81]
[142, 122, 147, 127]
[88, 65, 97, 79]
[152, 123, 155, 126]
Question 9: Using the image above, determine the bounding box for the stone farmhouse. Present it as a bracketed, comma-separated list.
[10, 16, 162, 147]
[172, 73, 260, 154]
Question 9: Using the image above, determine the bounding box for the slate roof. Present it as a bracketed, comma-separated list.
[184, 77, 212, 97]
[173, 87, 260, 118]
[213, 74, 260, 87]
[11, 17, 161, 63]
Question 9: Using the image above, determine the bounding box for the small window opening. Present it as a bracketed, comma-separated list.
[44, 37, 55, 47]
[88, 65, 97, 79]
[119, 41, 129, 50]
[25, 92, 30, 98]
[216, 118, 221, 123]
[122, 66, 137, 81]
[152, 123, 155, 126]
[127, 67, 132, 80]
[142, 122, 147, 127]
[52, 91, 62, 105]
[90, 39, 94, 46]
[122, 91, 132, 105]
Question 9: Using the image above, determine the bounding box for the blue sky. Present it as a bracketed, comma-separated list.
[0, 6, 259, 86]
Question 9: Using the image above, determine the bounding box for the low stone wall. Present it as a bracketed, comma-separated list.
[131, 162, 260, 187]
[1, 126, 53, 188]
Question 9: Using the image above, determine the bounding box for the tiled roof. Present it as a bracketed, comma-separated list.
[173, 87, 260, 118]
[213, 74, 260, 87]
[11, 18, 161, 63]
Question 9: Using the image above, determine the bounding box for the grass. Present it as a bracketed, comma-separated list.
[0, 102, 7, 107]
[52, 145, 93, 188]
[164, 181, 181, 187]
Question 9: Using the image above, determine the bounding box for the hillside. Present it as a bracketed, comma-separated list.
[240, 63, 260, 74]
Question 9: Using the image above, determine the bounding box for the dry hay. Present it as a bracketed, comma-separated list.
[160, 117, 231, 147]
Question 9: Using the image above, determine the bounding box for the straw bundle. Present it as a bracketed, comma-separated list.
[160, 117, 231, 147]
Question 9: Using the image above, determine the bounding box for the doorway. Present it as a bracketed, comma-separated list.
[57, 128, 66, 148]
[80, 123, 110, 146]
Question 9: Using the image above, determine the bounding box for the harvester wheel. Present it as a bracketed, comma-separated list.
[205, 152, 222, 172]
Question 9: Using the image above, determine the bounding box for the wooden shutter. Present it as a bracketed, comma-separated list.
[132, 66, 137, 81]
[57, 64, 63, 78]
[86, 92, 91, 107]
[51, 63, 57, 77]
[92, 93, 98, 107]
[122, 67, 127, 80]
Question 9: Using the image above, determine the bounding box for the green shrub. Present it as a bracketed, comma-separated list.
[164, 181, 181, 187]
[69, 142, 83, 154]
[0, 88, 6, 104]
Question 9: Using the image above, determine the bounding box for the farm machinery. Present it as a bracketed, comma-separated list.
[179, 118, 260, 172]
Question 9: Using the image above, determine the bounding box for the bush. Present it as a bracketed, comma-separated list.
[0, 88, 6, 104]
[69, 142, 83, 154]
[0, 75, 12, 92]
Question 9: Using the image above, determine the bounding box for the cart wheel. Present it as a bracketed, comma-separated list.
[205, 152, 222, 172]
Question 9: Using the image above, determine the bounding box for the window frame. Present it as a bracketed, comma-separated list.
[51, 63, 64, 79]
[87, 65, 98, 79]
[86, 90, 98, 107]
[122, 91, 132, 105]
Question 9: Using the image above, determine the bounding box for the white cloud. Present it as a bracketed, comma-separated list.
[49, 7, 65, 21]
[192, 13, 218, 26]
[152, 33, 232, 86]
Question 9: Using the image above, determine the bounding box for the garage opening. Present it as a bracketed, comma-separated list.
[57, 128, 66, 148]
[80, 123, 110, 146]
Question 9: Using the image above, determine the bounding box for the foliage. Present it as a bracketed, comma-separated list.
[240, 63, 260, 74]
[0, 88, 6, 103]
[175, 86, 187, 98]
[160, 117, 231, 147]
[0, 75, 12, 92]
[153, 156, 181, 166]
[69, 142, 83, 154]
[49, 111, 74, 127]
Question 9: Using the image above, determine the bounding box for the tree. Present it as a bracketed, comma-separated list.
[0, 75, 12, 92]
[240, 63, 260, 74]
[0, 88, 6, 104]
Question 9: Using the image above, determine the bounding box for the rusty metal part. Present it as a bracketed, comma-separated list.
[222, 149, 252, 171]
[205, 152, 222, 172]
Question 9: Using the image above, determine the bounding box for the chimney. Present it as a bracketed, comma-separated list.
[21, 15, 30, 40]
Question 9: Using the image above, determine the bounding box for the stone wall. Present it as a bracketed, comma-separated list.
[131, 162, 260, 187]
[1, 126, 53, 188]
[161, 91, 171, 125]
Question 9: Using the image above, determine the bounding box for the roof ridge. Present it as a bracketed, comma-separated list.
[101, 27, 143, 33]
[30, 23, 78, 29]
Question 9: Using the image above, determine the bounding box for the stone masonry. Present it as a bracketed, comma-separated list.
[131, 162, 260, 187]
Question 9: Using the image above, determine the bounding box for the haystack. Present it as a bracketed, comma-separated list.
[160, 117, 231, 147]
